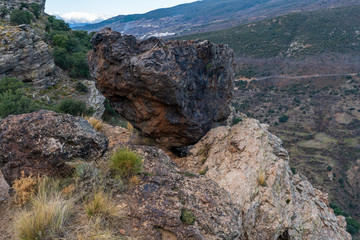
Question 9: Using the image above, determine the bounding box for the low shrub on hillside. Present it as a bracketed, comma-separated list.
[0, 77, 41, 118]
[278, 115, 289, 123]
[0, 6, 8, 18]
[57, 98, 93, 116]
[110, 148, 142, 178]
[330, 203, 360, 235]
[10, 9, 33, 25]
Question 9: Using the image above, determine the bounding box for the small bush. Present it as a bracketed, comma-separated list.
[181, 209, 196, 225]
[0, 77, 25, 94]
[85, 117, 104, 131]
[12, 172, 38, 206]
[327, 166, 332, 172]
[57, 98, 93, 116]
[278, 115, 289, 123]
[346, 218, 360, 235]
[290, 167, 296, 174]
[233, 118, 242, 126]
[75, 81, 88, 93]
[110, 148, 142, 178]
[0, 89, 38, 118]
[0, 6, 8, 18]
[15, 178, 73, 240]
[10, 9, 33, 25]
[30, 3, 41, 19]
[84, 191, 117, 219]
[199, 166, 209, 176]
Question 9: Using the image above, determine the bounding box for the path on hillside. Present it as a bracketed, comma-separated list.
[236, 73, 358, 82]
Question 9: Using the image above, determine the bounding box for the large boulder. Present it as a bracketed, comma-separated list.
[88, 28, 235, 147]
[0, 110, 108, 184]
[179, 118, 351, 239]
[0, 25, 58, 88]
[122, 146, 241, 239]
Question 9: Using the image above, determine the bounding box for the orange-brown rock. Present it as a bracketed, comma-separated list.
[88, 28, 235, 147]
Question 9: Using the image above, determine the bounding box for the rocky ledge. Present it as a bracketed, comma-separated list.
[0, 25, 59, 88]
[88, 28, 235, 147]
[177, 118, 351, 239]
[0, 110, 108, 184]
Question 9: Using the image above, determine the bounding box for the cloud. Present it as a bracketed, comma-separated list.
[51, 12, 115, 24]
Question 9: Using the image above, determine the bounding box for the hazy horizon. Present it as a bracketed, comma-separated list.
[45, 0, 197, 23]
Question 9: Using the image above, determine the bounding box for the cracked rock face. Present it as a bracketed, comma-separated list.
[123, 146, 241, 240]
[179, 118, 351, 240]
[0, 25, 58, 88]
[88, 28, 235, 147]
[0, 110, 108, 184]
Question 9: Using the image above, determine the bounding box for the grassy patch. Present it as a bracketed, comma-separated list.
[15, 178, 74, 240]
[110, 148, 142, 179]
[84, 191, 118, 219]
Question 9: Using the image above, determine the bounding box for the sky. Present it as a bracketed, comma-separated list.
[45, 0, 197, 23]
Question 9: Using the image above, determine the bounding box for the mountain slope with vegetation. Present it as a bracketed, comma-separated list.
[176, 5, 360, 58]
[76, 0, 360, 39]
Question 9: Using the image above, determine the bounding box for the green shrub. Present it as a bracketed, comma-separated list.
[75, 81, 88, 93]
[47, 16, 70, 31]
[110, 149, 142, 178]
[181, 209, 196, 225]
[278, 115, 289, 123]
[0, 77, 25, 94]
[57, 99, 92, 116]
[290, 167, 296, 174]
[68, 52, 90, 78]
[52, 47, 71, 70]
[232, 118, 242, 126]
[347, 218, 360, 235]
[30, 3, 41, 19]
[327, 166, 332, 172]
[0, 6, 8, 18]
[10, 9, 33, 25]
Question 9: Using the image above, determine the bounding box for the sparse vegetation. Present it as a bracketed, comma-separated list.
[110, 148, 142, 178]
[12, 172, 38, 206]
[75, 81, 89, 93]
[257, 171, 266, 186]
[15, 178, 74, 240]
[330, 203, 360, 235]
[85, 117, 104, 131]
[84, 191, 118, 219]
[181, 209, 196, 225]
[57, 98, 94, 116]
[10, 9, 33, 25]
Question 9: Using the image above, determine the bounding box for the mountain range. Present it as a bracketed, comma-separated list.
[75, 0, 360, 39]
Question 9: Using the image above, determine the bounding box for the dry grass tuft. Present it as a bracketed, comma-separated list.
[15, 178, 74, 240]
[85, 117, 104, 131]
[76, 217, 118, 240]
[13, 172, 38, 206]
[257, 171, 267, 187]
[129, 175, 141, 186]
[84, 191, 118, 219]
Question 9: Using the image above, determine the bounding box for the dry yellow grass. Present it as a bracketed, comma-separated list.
[15, 178, 74, 240]
[258, 171, 267, 187]
[85, 117, 104, 131]
[84, 191, 118, 219]
[12, 172, 38, 206]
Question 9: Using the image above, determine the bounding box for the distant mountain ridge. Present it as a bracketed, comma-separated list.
[175, 5, 360, 58]
[75, 0, 360, 39]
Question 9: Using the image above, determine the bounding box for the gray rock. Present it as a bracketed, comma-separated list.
[0, 25, 58, 88]
[83, 80, 106, 119]
[0, 110, 108, 184]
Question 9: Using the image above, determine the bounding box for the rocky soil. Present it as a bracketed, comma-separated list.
[88, 28, 235, 147]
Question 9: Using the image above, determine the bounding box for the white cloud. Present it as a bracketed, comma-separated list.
[51, 12, 115, 24]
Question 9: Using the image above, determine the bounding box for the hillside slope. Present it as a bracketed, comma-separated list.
[76, 0, 360, 39]
[176, 5, 360, 58]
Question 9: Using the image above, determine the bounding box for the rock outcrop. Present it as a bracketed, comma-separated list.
[123, 146, 241, 239]
[0, 25, 58, 88]
[177, 118, 351, 239]
[88, 28, 235, 147]
[0, 170, 10, 202]
[0, 110, 108, 184]
[83, 80, 106, 119]
[0, 0, 46, 13]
